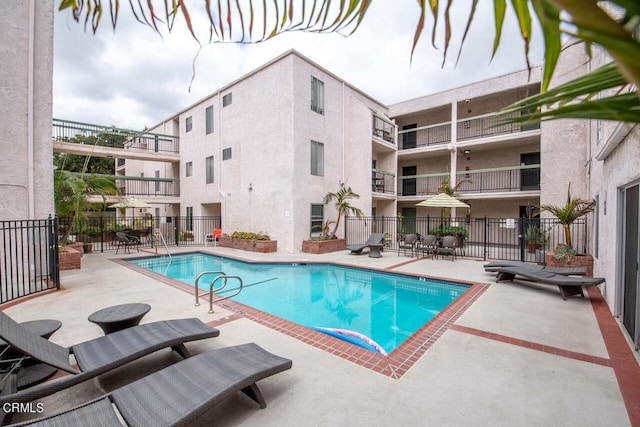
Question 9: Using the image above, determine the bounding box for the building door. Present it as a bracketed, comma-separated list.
[621, 184, 639, 349]
[401, 208, 417, 235]
[402, 166, 417, 196]
[520, 152, 541, 190]
[402, 124, 417, 149]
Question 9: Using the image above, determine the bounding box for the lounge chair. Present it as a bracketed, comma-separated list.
[6, 343, 292, 426]
[346, 233, 384, 255]
[0, 311, 220, 406]
[115, 231, 140, 254]
[435, 235, 457, 261]
[488, 266, 605, 300]
[398, 234, 418, 257]
[205, 228, 223, 246]
[483, 261, 587, 276]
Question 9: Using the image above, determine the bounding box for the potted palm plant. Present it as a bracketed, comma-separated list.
[542, 183, 596, 273]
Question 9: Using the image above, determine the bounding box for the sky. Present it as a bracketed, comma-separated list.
[53, 2, 544, 131]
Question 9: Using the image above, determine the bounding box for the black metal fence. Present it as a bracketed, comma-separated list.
[59, 215, 222, 251]
[0, 218, 59, 304]
[345, 216, 587, 263]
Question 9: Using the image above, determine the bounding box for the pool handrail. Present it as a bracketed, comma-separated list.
[194, 271, 244, 313]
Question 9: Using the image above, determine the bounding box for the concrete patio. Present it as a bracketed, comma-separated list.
[4, 247, 639, 426]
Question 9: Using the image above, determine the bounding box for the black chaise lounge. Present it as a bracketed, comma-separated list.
[346, 233, 384, 255]
[7, 343, 292, 427]
[483, 261, 587, 276]
[485, 265, 605, 300]
[0, 311, 219, 407]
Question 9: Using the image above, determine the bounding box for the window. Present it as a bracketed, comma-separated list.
[205, 105, 214, 134]
[311, 204, 324, 238]
[311, 76, 324, 115]
[310, 141, 324, 176]
[185, 161, 193, 177]
[222, 93, 232, 107]
[206, 155, 214, 184]
[222, 147, 232, 160]
[185, 116, 192, 132]
[155, 170, 160, 192]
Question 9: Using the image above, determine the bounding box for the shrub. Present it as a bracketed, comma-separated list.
[231, 231, 271, 240]
[428, 225, 469, 239]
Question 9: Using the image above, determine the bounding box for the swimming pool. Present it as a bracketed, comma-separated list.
[129, 253, 469, 354]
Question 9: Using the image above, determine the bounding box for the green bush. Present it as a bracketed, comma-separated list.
[428, 225, 468, 239]
[231, 231, 271, 240]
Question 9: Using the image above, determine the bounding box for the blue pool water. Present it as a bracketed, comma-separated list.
[129, 253, 468, 353]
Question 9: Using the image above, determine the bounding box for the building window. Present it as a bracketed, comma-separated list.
[155, 170, 160, 192]
[310, 140, 324, 176]
[223, 93, 232, 107]
[205, 105, 214, 134]
[222, 147, 232, 160]
[311, 76, 324, 115]
[185, 161, 193, 177]
[186, 207, 193, 231]
[311, 204, 324, 238]
[206, 155, 214, 184]
[185, 116, 192, 132]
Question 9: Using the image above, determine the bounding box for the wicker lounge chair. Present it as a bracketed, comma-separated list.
[487, 266, 605, 300]
[483, 261, 587, 276]
[398, 234, 418, 257]
[346, 233, 384, 255]
[435, 235, 458, 261]
[115, 231, 140, 254]
[7, 343, 291, 427]
[416, 234, 438, 258]
[0, 311, 220, 407]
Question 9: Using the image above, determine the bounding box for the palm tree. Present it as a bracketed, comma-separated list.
[59, 1, 639, 123]
[55, 170, 120, 243]
[541, 183, 595, 248]
[322, 185, 364, 239]
[437, 177, 470, 218]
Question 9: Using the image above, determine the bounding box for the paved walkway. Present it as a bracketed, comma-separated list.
[4, 247, 639, 426]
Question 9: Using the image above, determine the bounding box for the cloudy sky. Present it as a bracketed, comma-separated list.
[53, 2, 544, 130]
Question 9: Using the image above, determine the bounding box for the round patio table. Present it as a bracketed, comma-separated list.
[88, 303, 151, 335]
[0, 319, 63, 389]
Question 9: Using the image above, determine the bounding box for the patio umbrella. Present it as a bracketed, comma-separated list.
[109, 197, 152, 223]
[416, 193, 470, 209]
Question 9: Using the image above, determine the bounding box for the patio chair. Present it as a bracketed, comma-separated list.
[483, 261, 587, 276]
[5, 343, 292, 427]
[205, 228, 223, 246]
[0, 311, 220, 407]
[398, 234, 418, 257]
[488, 265, 605, 300]
[345, 233, 384, 255]
[115, 231, 140, 254]
[435, 235, 457, 261]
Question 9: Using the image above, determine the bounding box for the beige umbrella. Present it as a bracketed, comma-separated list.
[416, 193, 470, 208]
[109, 197, 152, 221]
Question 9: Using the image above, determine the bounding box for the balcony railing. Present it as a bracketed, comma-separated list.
[53, 118, 180, 154]
[372, 170, 395, 194]
[398, 111, 540, 150]
[398, 164, 541, 196]
[372, 114, 396, 145]
[116, 176, 180, 197]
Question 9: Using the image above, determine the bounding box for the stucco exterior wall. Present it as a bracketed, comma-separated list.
[0, 1, 54, 220]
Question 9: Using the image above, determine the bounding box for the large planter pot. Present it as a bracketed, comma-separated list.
[546, 252, 594, 277]
[218, 236, 277, 253]
[302, 238, 346, 254]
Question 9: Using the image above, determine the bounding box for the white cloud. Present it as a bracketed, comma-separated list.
[53, 2, 543, 130]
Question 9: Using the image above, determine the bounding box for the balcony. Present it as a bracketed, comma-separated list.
[53, 119, 180, 154]
[372, 170, 395, 195]
[372, 114, 396, 147]
[398, 164, 541, 197]
[116, 176, 180, 197]
[398, 111, 540, 150]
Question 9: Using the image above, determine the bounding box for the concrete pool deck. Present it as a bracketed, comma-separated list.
[3, 247, 639, 426]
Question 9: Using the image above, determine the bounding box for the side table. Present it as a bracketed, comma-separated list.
[368, 244, 384, 258]
[88, 303, 151, 335]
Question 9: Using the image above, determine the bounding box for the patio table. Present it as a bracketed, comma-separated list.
[88, 303, 151, 335]
[368, 244, 384, 258]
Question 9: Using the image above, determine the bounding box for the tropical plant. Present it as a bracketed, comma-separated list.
[541, 183, 595, 250]
[322, 184, 364, 239]
[230, 231, 271, 241]
[59, 1, 640, 123]
[54, 169, 120, 242]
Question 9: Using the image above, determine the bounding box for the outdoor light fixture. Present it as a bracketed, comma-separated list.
[464, 149, 471, 155]
[249, 183, 253, 191]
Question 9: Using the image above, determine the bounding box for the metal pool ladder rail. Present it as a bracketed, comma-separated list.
[194, 271, 243, 313]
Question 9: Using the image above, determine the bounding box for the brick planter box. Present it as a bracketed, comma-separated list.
[59, 246, 82, 270]
[546, 252, 594, 277]
[218, 236, 277, 253]
[302, 238, 346, 254]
